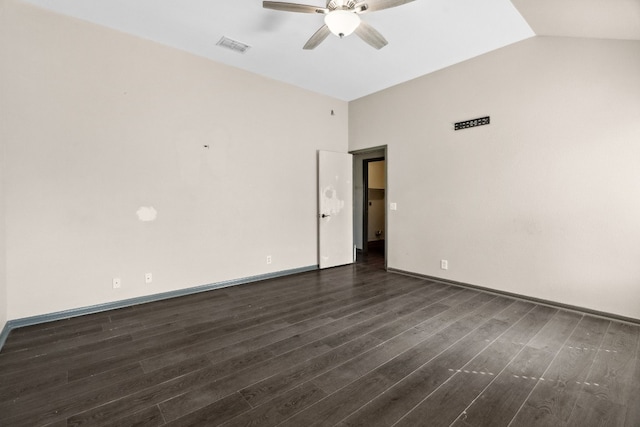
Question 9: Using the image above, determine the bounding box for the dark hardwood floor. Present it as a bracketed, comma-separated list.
[1, 252, 639, 426]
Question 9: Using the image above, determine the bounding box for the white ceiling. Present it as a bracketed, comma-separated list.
[19, 0, 640, 101]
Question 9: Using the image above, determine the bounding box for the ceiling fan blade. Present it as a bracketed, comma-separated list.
[263, 1, 328, 14]
[359, 0, 415, 12]
[354, 21, 388, 49]
[303, 25, 331, 50]
[347, 1, 368, 13]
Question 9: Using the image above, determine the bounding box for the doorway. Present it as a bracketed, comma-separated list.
[351, 147, 387, 267]
[364, 158, 385, 256]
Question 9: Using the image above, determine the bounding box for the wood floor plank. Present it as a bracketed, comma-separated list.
[4, 313, 112, 341]
[157, 309, 415, 421]
[221, 382, 327, 427]
[1, 253, 638, 427]
[365, 287, 462, 341]
[311, 289, 482, 395]
[0, 369, 68, 402]
[106, 405, 166, 427]
[622, 335, 640, 427]
[277, 294, 508, 426]
[103, 282, 303, 329]
[0, 333, 135, 391]
[0, 332, 134, 370]
[335, 298, 522, 426]
[564, 320, 640, 426]
[449, 310, 583, 427]
[161, 393, 252, 427]
[105, 289, 232, 321]
[509, 315, 610, 426]
[139, 276, 431, 373]
[0, 362, 143, 414]
[0, 356, 211, 426]
[239, 334, 382, 407]
[61, 280, 380, 381]
[393, 304, 556, 427]
[110, 271, 386, 343]
[69, 285, 429, 425]
[1, 325, 140, 363]
[0, 323, 106, 355]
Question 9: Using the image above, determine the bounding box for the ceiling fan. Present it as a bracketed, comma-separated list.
[263, 0, 416, 50]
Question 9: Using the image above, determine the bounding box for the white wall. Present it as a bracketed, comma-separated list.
[350, 36, 640, 320]
[3, 0, 348, 320]
[4, 1, 639, 324]
[0, 0, 9, 331]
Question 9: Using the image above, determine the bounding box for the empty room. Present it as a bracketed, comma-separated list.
[1, 0, 639, 426]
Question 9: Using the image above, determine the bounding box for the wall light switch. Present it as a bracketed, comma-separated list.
[390, 202, 397, 211]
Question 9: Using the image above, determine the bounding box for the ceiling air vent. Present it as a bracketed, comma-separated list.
[216, 36, 251, 54]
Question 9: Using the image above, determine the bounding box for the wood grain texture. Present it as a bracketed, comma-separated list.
[278, 294, 509, 426]
[222, 383, 326, 427]
[450, 310, 583, 427]
[337, 302, 522, 426]
[394, 304, 556, 427]
[0, 252, 638, 426]
[565, 320, 640, 426]
[509, 315, 610, 426]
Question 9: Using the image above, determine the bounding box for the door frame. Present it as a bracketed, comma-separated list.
[350, 146, 387, 269]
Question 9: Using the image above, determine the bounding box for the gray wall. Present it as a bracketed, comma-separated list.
[2, 0, 348, 320]
[350, 36, 640, 319]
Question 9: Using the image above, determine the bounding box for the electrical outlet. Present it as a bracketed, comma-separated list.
[113, 278, 121, 289]
[266, 255, 272, 265]
[145, 273, 152, 284]
[440, 260, 448, 270]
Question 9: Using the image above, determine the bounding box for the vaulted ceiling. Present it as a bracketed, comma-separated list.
[20, 0, 640, 101]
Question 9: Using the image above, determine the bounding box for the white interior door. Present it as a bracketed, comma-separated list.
[318, 150, 354, 269]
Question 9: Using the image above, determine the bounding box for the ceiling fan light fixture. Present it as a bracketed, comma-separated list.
[324, 10, 361, 38]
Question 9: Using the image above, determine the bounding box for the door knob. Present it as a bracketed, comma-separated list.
[321, 213, 331, 218]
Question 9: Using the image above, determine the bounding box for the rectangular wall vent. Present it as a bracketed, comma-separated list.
[454, 116, 490, 131]
[216, 36, 251, 54]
